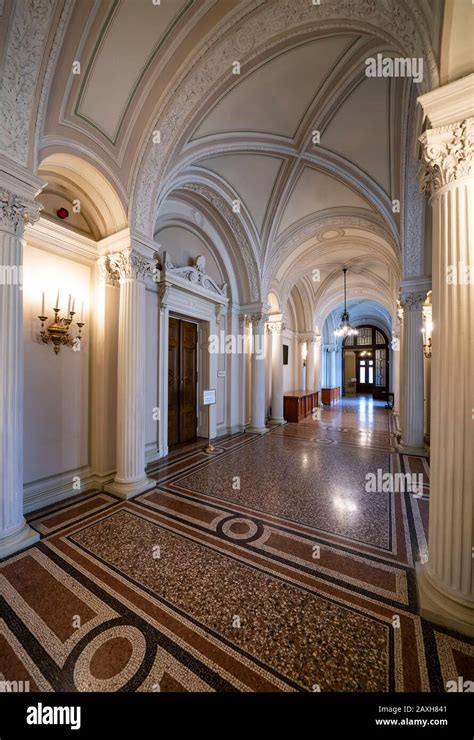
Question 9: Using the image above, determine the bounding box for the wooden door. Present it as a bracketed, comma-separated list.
[180, 320, 197, 443]
[168, 317, 180, 446]
[168, 318, 197, 446]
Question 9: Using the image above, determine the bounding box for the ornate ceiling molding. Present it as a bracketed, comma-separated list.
[131, 0, 437, 235]
[180, 182, 261, 301]
[0, 0, 56, 166]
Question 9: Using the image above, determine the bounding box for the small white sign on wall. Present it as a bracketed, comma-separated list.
[203, 389, 216, 406]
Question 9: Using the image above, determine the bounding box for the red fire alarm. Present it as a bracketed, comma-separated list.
[56, 207, 69, 219]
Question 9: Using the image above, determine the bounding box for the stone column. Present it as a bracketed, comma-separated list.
[268, 320, 286, 424]
[398, 283, 428, 455]
[104, 249, 156, 499]
[247, 312, 269, 434]
[416, 97, 474, 635]
[314, 335, 321, 392]
[306, 337, 316, 391]
[0, 187, 41, 557]
[391, 312, 402, 414]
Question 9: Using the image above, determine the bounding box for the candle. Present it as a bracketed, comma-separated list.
[55, 289, 60, 309]
[71, 296, 75, 312]
[41, 291, 44, 316]
[67, 294, 71, 315]
[81, 302, 84, 321]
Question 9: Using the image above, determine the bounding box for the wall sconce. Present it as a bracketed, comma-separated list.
[38, 291, 85, 355]
[422, 329, 432, 359]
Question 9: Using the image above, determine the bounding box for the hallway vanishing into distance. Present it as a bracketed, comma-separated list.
[1, 396, 471, 692]
[0, 1, 472, 725]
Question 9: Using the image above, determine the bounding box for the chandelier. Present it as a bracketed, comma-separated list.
[334, 268, 358, 338]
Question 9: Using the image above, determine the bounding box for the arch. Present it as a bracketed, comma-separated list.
[37, 152, 127, 239]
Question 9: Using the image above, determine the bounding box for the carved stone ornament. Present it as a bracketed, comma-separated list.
[0, 189, 41, 234]
[100, 249, 154, 285]
[162, 251, 227, 298]
[400, 291, 426, 311]
[249, 312, 268, 327]
[266, 321, 286, 335]
[180, 183, 259, 301]
[419, 118, 474, 196]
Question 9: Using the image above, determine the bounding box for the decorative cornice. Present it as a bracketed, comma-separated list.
[419, 118, 474, 195]
[162, 250, 227, 298]
[0, 189, 41, 234]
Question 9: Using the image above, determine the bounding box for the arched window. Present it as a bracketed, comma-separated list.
[342, 325, 389, 400]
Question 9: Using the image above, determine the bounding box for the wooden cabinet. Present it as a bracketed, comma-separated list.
[321, 387, 341, 405]
[283, 391, 319, 423]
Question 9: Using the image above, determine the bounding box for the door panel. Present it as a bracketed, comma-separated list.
[180, 320, 197, 443]
[168, 318, 197, 446]
[168, 317, 180, 446]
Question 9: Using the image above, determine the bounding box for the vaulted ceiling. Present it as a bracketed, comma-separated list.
[14, 0, 449, 326]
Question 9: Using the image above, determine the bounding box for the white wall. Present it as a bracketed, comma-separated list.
[23, 244, 91, 486]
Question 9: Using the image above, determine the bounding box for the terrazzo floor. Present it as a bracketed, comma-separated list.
[1, 397, 472, 692]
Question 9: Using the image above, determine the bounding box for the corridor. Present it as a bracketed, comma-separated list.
[1, 398, 471, 693]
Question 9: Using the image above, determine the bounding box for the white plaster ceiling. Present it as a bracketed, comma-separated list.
[193, 35, 356, 140]
[77, 0, 190, 141]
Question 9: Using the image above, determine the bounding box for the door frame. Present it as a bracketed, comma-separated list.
[158, 282, 223, 457]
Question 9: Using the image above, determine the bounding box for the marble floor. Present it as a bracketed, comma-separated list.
[1, 397, 472, 692]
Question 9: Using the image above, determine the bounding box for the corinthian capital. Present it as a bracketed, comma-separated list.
[0, 189, 41, 234]
[103, 248, 154, 283]
[419, 118, 474, 195]
[400, 291, 426, 311]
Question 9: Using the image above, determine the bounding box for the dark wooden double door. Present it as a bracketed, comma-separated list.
[168, 318, 198, 446]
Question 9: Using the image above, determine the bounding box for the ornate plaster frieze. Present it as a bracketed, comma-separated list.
[0, 0, 56, 166]
[403, 154, 425, 278]
[132, 0, 436, 236]
[0, 189, 41, 234]
[419, 118, 474, 196]
[100, 249, 154, 284]
[163, 251, 228, 298]
[180, 183, 260, 301]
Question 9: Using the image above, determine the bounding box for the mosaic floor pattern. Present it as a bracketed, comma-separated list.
[1, 399, 472, 692]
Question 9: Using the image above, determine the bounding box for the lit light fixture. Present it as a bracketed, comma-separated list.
[334, 268, 358, 338]
[38, 290, 85, 355]
[421, 328, 432, 359]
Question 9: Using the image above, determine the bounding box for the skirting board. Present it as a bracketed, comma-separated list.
[23, 466, 114, 514]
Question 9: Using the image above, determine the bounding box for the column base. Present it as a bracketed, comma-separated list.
[246, 425, 270, 435]
[268, 418, 287, 426]
[416, 563, 474, 637]
[397, 443, 429, 457]
[105, 476, 156, 500]
[0, 521, 40, 559]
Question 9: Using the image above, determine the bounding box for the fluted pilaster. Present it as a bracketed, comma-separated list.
[247, 313, 268, 434]
[0, 189, 40, 556]
[416, 89, 474, 635]
[268, 320, 285, 423]
[104, 249, 156, 499]
[398, 288, 427, 454]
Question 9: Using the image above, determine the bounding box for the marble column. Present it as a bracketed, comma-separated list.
[391, 327, 401, 414]
[104, 249, 156, 499]
[247, 312, 269, 434]
[398, 284, 428, 455]
[314, 335, 321, 392]
[268, 320, 286, 424]
[416, 94, 474, 635]
[0, 187, 41, 557]
[306, 337, 316, 391]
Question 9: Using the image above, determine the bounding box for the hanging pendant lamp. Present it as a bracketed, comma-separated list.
[334, 268, 358, 338]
